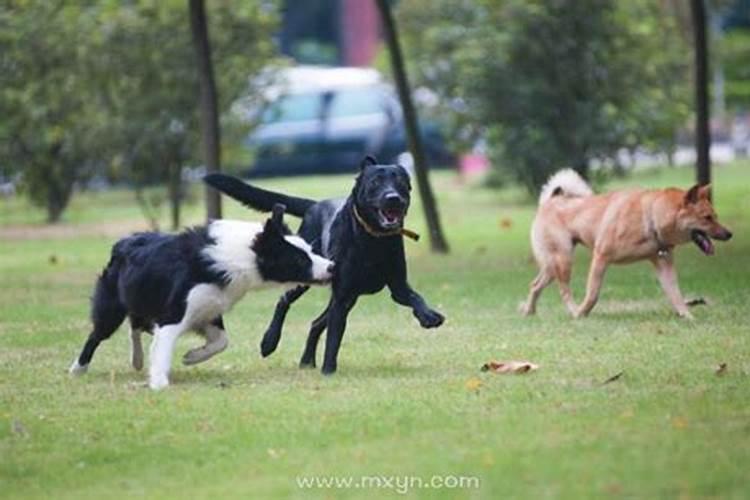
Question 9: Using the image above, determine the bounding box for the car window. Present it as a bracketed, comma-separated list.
[328, 87, 384, 118]
[262, 93, 321, 124]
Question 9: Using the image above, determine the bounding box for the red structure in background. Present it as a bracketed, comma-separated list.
[339, 0, 380, 66]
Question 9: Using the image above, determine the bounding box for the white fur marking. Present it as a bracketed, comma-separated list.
[149, 324, 184, 390]
[69, 359, 88, 376]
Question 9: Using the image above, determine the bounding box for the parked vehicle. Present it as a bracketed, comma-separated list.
[239, 66, 455, 177]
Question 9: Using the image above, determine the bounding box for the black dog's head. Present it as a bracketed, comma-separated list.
[253, 204, 335, 284]
[352, 155, 412, 231]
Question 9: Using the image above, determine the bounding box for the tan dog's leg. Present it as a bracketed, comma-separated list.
[575, 252, 608, 318]
[554, 254, 577, 316]
[650, 255, 693, 319]
[521, 270, 553, 315]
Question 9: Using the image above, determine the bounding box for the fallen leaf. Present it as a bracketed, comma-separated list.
[715, 363, 728, 376]
[602, 371, 624, 385]
[465, 377, 483, 392]
[671, 416, 688, 429]
[481, 360, 538, 374]
[499, 218, 513, 229]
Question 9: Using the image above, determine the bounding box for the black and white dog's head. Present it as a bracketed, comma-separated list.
[352, 155, 412, 231]
[253, 204, 334, 284]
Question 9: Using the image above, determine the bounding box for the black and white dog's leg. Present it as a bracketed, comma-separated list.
[260, 285, 309, 358]
[130, 325, 144, 371]
[321, 296, 357, 375]
[149, 323, 186, 390]
[183, 317, 228, 366]
[388, 280, 444, 329]
[70, 276, 127, 375]
[299, 301, 331, 368]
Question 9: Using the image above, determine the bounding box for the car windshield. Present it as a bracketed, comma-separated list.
[261, 87, 385, 124]
[261, 93, 320, 123]
[328, 87, 384, 118]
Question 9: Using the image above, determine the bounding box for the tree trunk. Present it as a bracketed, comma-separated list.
[690, 0, 711, 186]
[167, 163, 182, 230]
[376, 0, 449, 253]
[189, 0, 222, 220]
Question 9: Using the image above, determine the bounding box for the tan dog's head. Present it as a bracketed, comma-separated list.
[677, 184, 732, 255]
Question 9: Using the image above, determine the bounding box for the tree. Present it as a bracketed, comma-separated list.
[189, 0, 222, 221]
[395, 0, 691, 195]
[0, 2, 107, 222]
[97, 1, 278, 229]
[691, 0, 711, 185]
[1, 1, 277, 226]
[376, 0, 449, 253]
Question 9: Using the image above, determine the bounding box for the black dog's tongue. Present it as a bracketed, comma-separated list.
[692, 231, 714, 255]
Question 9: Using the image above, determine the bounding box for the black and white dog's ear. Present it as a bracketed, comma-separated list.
[271, 203, 286, 226]
[360, 155, 378, 170]
[262, 204, 286, 237]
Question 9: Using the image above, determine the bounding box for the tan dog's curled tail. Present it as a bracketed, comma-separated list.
[538, 169, 593, 205]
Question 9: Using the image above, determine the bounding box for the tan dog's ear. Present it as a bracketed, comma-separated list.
[698, 184, 711, 200]
[684, 184, 701, 204]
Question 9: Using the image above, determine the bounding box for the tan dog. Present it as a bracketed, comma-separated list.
[521, 169, 733, 319]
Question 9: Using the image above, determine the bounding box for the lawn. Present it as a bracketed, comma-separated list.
[1, 163, 749, 499]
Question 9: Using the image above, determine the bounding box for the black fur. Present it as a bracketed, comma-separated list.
[204, 155, 445, 375]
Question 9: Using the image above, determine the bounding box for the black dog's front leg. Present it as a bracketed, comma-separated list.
[260, 285, 309, 357]
[388, 280, 444, 329]
[321, 295, 357, 375]
[299, 302, 331, 368]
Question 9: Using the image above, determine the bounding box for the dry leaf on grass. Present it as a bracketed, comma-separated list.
[465, 377, 483, 392]
[602, 371, 624, 385]
[481, 360, 538, 374]
[715, 363, 728, 376]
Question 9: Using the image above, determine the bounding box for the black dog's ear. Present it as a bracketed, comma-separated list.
[684, 184, 701, 204]
[360, 155, 378, 170]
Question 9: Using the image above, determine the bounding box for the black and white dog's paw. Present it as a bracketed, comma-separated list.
[69, 359, 88, 376]
[415, 308, 445, 329]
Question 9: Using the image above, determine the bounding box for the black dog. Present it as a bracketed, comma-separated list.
[204, 156, 445, 374]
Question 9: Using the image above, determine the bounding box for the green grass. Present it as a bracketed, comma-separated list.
[1, 163, 749, 499]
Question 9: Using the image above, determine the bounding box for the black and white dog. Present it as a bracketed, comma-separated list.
[69, 205, 334, 390]
[204, 156, 445, 375]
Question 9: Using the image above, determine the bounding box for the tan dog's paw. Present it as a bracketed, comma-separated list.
[678, 310, 695, 320]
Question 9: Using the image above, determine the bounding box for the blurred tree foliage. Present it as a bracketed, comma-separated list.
[720, 30, 750, 112]
[395, 0, 691, 194]
[0, 0, 277, 224]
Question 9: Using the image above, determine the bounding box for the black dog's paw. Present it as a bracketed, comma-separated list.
[299, 359, 316, 369]
[416, 308, 445, 329]
[321, 364, 337, 376]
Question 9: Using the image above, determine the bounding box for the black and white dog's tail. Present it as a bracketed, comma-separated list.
[204, 174, 316, 218]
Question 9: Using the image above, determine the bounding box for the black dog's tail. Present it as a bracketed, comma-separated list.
[203, 174, 316, 217]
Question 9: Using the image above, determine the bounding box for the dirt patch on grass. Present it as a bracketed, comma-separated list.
[0, 220, 152, 241]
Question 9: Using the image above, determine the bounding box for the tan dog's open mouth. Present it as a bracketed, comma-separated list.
[691, 230, 714, 255]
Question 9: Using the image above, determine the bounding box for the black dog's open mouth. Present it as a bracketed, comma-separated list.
[378, 207, 404, 229]
[691, 230, 714, 255]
